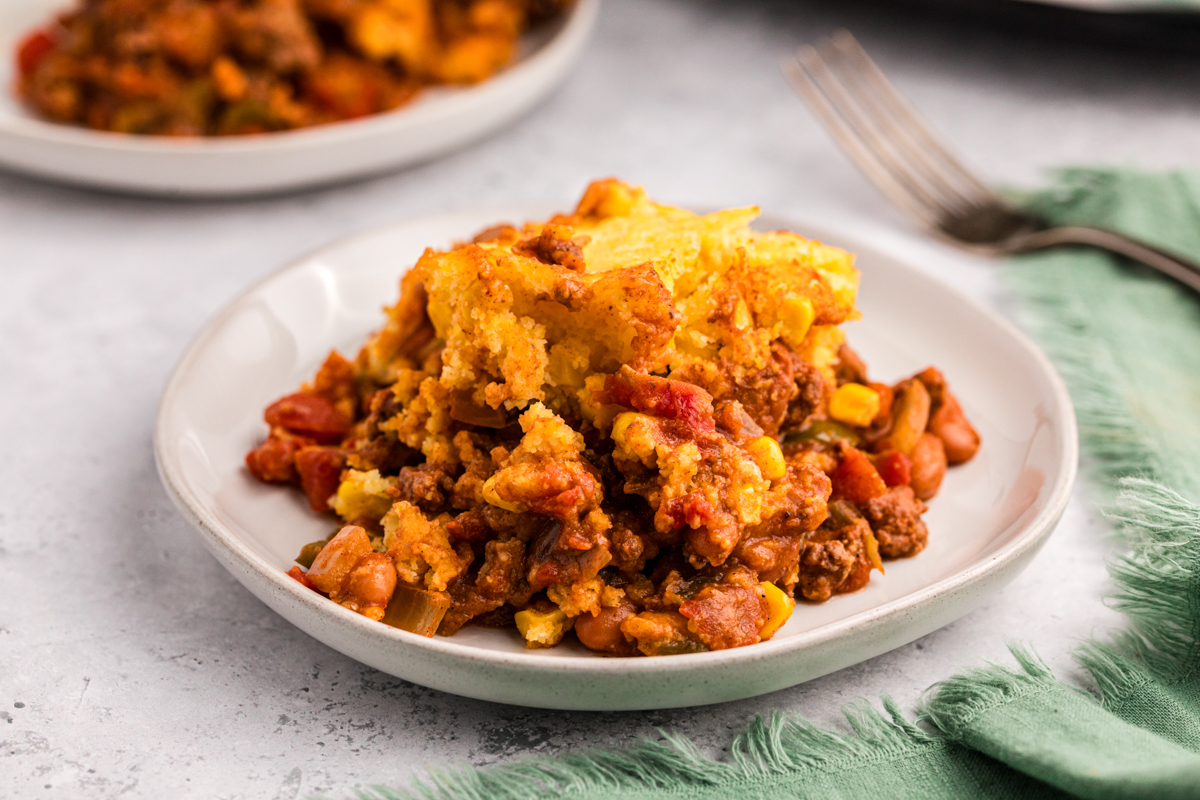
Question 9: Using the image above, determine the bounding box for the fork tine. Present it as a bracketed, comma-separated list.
[811, 38, 982, 219]
[791, 46, 951, 227]
[826, 31, 996, 210]
[782, 53, 940, 229]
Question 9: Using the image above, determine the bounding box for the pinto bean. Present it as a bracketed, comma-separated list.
[836, 344, 869, 385]
[264, 392, 352, 443]
[306, 525, 373, 594]
[886, 379, 931, 455]
[929, 392, 981, 464]
[336, 552, 397, 621]
[913, 367, 946, 407]
[909, 433, 947, 501]
[575, 600, 637, 654]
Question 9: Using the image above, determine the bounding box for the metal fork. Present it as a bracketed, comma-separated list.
[782, 30, 1200, 293]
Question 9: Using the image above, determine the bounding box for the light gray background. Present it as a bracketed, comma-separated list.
[3, 0, 1195, 796]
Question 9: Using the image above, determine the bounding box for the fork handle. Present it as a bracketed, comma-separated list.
[1010, 225, 1200, 294]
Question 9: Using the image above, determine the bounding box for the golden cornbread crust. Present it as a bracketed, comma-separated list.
[248, 180, 981, 656]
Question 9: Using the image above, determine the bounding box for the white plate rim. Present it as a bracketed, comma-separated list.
[153, 209, 1078, 699]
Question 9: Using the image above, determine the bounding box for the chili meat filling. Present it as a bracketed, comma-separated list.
[253, 180, 980, 656]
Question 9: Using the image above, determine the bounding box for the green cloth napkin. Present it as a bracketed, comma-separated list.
[353, 169, 1200, 800]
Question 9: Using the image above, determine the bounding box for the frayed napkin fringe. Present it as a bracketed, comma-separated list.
[349, 700, 940, 800]
[1079, 479, 1200, 702]
[916, 646, 1065, 738]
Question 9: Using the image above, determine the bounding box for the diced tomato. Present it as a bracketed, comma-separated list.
[830, 447, 888, 504]
[17, 30, 55, 77]
[264, 392, 352, 444]
[873, 450, 912, 488]
[294, 446, 346, 513]
[245, 435, 304, 483]
[286, 565, 319, 591]
[599, 367, 715, 434]
[659, 492, 715, 530]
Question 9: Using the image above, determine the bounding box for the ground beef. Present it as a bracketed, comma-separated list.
[795, 503, 874, 602]
[732, 462, 832, 584]
[608, 509, 661, 574]
[393, 463, 455, 513]
[17, 0, 569, 136]
[784, 355, 827, 431]
[796, 532, 858, 602]
[439, 539, 528, 635]
[675, 345, 799, 437]
[864, 486, 929, 558]
[525, 518, 613, 591]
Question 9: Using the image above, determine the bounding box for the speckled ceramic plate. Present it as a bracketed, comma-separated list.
[154, 208, 1077, 710]
[0, 0, 598, 196]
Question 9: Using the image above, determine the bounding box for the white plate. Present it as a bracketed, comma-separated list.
[0, 0, 598, 196]
[154, 209, 1077, 710]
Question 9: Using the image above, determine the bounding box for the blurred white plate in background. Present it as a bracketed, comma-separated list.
[0, 0, 598, 196]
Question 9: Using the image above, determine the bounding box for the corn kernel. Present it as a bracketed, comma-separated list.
[745, 436, 787, 481]
[610, 411, 638, 447]
[779, 295, 815, 350]
[611, 411, 658, 465]
[481, 475, 521, 513]
[757, 582, 794, 640]
[514, 608, 570, 648]
[828, 383, 882, 428]
[330, 469, 397, 522]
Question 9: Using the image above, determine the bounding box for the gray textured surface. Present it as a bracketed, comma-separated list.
[2, 0, 1196, 796]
